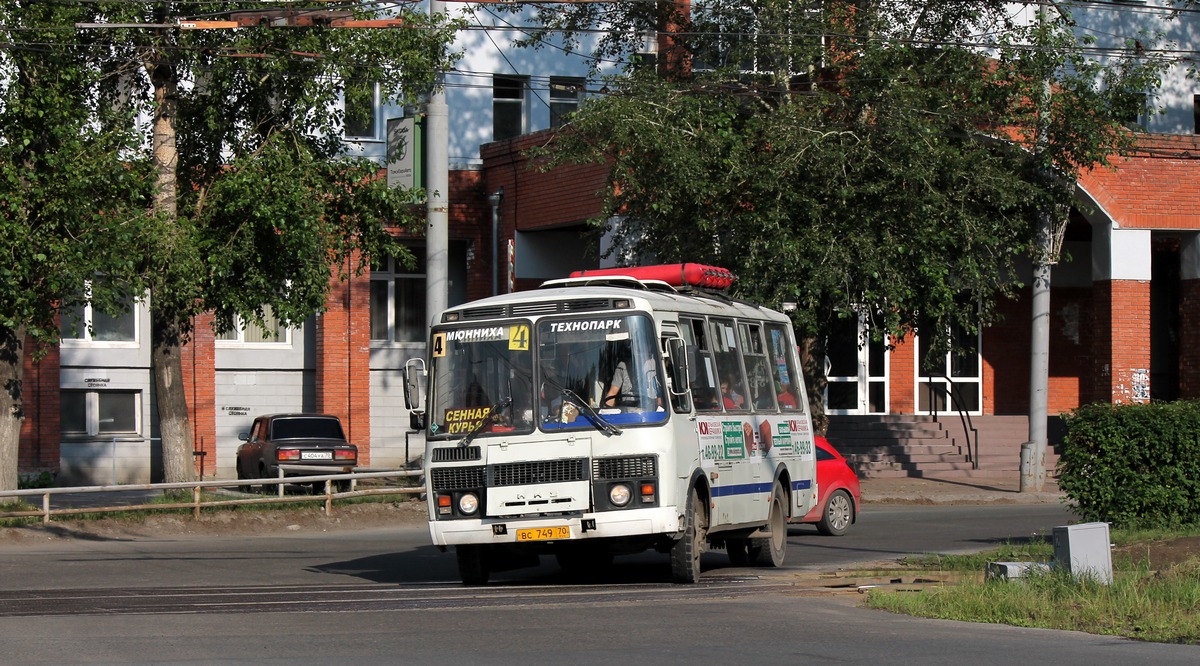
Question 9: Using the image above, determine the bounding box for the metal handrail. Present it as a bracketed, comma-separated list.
[926, 374, 980, 470]
[0, 468, 423, 524]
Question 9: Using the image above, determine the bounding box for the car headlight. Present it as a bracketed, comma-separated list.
[458, 492, 479, 515]
[609, 483, 632, 507]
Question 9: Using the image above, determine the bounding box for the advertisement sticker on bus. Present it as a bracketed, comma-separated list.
[442, 406, 493, 435]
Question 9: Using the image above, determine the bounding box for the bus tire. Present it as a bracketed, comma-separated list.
[751, 481, 787, 567]
[457, 545, 490, 586]
[670, 488, 707, 584]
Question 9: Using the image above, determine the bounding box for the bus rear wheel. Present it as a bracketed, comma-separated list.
[670, 488, 708, 584]
[750, 481, 787, 567]
[457, 545, 490, 586]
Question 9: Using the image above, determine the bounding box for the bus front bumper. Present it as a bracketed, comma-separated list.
[428, 506, 683, 547]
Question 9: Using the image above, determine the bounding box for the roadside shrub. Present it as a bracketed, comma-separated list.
[1058, 401, 1200, 528]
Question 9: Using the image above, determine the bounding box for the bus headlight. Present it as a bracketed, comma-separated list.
[458, 492, 479, 515]
[609, 483, 632, 507]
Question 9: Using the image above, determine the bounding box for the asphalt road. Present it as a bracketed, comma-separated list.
[1, 503, 1197, 664]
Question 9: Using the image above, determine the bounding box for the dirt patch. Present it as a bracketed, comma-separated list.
[1113, 535, 1200, 571]
[0, 498, 429, 544]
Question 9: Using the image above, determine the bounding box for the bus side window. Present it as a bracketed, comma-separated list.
[767, 323, 802, 411]
[710, 318, 747, 412]
[740, 322, 778, 411]
[682, 317, 721, 412]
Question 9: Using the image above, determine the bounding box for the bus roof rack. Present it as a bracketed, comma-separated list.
[564, 263, 737, 292]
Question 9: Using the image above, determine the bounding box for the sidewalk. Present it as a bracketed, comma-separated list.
[859, 475, 1065, 505]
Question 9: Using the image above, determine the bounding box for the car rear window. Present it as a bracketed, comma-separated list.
[271, 418, 345, 441]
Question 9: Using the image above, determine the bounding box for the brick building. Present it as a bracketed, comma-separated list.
[14, 4, 1200, 483]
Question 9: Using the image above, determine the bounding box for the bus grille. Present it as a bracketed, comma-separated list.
[431, 446, 481, 462]
[492, 459, 587, 486]
[510, 302, 560, 316]
[594, 455, 657, 480]
[430, 466, 485, 491]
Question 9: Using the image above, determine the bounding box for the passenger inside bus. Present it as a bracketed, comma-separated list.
[720, 380, 745, 409]
[603, 357, 663, 412]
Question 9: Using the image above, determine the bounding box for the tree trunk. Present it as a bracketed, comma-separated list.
[798, 334, 829, 436]
[0, 325, 26, 491]
[152, 310, 195, 483]
[147, 44, 192, 483]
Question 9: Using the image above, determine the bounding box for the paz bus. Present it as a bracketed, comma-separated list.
[404, 264, 818, 584]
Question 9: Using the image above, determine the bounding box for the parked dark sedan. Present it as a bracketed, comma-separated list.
[235, 413, 357, 491]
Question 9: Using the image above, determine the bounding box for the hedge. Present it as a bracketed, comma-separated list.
[1058, 400, 1200, 528]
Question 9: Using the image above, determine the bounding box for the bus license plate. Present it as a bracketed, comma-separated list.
[515, 526, 571, 542]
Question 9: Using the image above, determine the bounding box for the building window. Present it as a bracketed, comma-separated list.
[60, 297, 136, 343]
[1193, 94, 1198, 134]
[345, 80, 379, 139]
[916, 320, 981, 414]
[549, 77, 584, 128]
[61, 390, 140, 437]
[493, 75, 527, 141]
[216, 305, 290, 345]
[371, 250, 426, 344]
[1115, 90, 1146, 129]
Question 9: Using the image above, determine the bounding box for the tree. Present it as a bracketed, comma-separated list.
[0, 1, 153, 489]
[4, 3, 461, 485]
[520, 0, 1165, 432]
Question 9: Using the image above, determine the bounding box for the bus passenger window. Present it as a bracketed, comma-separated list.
[710, 318, 747, 412]
[740, 322, 778, 411]
[767, 323, 803, 411]
[682, 317, 721, 412]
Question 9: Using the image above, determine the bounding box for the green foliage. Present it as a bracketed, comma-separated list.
[522, 0, 1167, 379]
[1058, 401, 1200, 527]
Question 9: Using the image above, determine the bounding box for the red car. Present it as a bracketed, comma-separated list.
[794, 436, 861, 536]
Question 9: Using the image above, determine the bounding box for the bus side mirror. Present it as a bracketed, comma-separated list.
[665, 337, 690, 396]
[403, 358, 427, 431]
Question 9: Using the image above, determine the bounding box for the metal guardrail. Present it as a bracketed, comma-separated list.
[0, 468, 423, 524]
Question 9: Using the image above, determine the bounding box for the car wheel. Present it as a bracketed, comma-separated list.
[457, 545, 490, 586]
[750, 482, 787, 567]
[817, 489, 854, 537]
[670, 487, 707, 584]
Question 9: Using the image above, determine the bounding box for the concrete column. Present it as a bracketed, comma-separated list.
[1091, 226, 1152, 404]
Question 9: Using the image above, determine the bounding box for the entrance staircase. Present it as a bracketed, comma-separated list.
[825, 415, 1061, 479]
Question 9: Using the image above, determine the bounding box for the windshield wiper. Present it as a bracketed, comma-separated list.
[560, 388, 622, 437]
[459, 397, 513, 448]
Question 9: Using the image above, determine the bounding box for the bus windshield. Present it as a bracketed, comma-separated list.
[428, 323, 536, 439]
[537, 314, 667, 429]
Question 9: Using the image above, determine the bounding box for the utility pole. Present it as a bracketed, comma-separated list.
[1020, 0, 1055, 493]
[425, 0, 450, 338]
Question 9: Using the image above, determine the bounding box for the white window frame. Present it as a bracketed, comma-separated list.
[914, 325, 983, 417]
[493, 74, 528, 141]
[824, 312, 889, 416]
[371, 251, 426, 346]
[345, 80, 380, 140]
[60, 389, 142, 438]
[59, 289, 139, 348]
[215, 306, 293, 348]
[549, 76, 584, 129]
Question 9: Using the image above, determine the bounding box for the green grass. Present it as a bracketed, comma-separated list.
[865, 530, 1200, 644]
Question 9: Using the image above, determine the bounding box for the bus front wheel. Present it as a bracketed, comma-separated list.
[670, 488, 708, 584]
[457, 545, 490, 586]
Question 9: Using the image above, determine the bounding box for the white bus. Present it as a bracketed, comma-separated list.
[406, 264, 818, 585]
